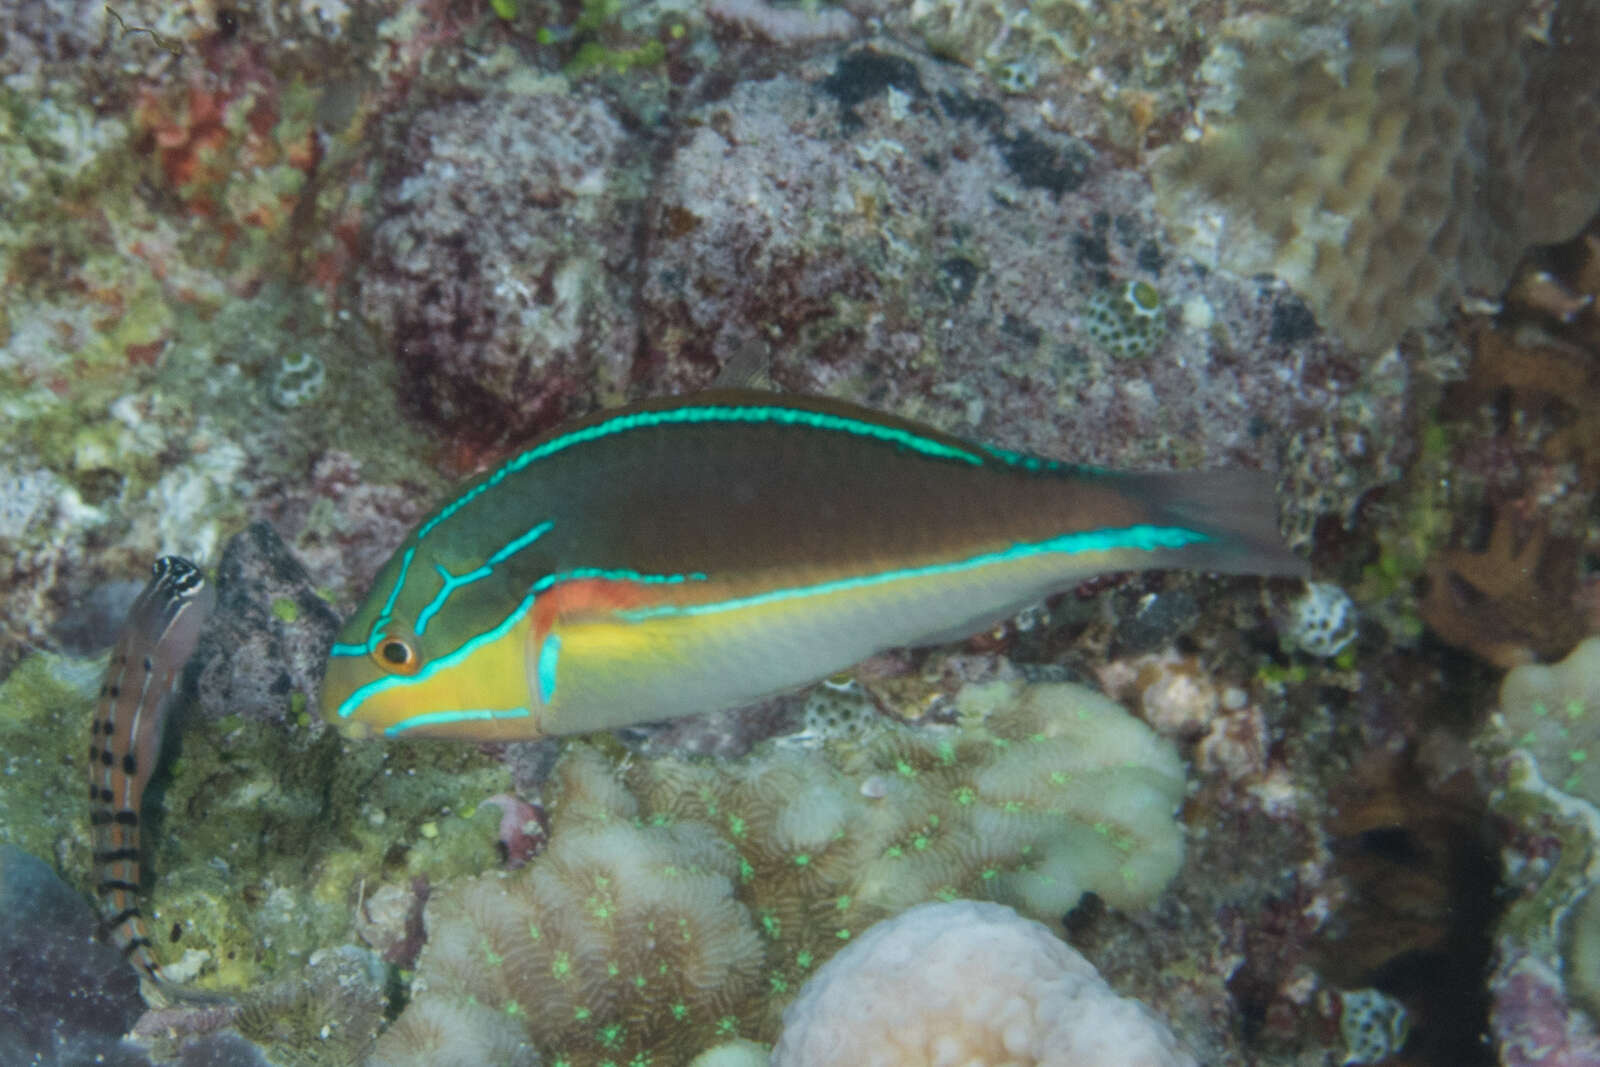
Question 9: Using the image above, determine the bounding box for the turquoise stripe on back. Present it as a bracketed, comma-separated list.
[617, 524, 1211, 622]
[415, 404, 987, 542]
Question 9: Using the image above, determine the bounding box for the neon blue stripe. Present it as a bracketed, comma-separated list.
[617, 524, 1210, 622]
[536, 633, 560, 704]
[530, 567, 707, 594]
[337, 589, 538, 719]
[392, 521, 557, 638]
[378, 547, 417, 618]
[489, 520, 554, 565]
[337, 567, 706, 722]
[329, 642, 368, 658]
[977, 444, 1106, 478]
[414, 563, 490, 636]
[384, 707, 532, 737]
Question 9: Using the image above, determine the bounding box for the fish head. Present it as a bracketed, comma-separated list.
[320, 537, 549, 741]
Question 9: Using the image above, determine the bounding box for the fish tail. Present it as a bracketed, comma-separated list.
[1116, 469, 1309, 579]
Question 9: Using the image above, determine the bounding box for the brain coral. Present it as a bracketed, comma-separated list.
[772, 899, 1196, 1067]
[370, 679, 1188, 1064]
[1155, 0, 1600, 352]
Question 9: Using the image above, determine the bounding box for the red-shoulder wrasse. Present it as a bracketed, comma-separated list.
[322, 390, 1307, 742]
[88, 555, 213, 1003]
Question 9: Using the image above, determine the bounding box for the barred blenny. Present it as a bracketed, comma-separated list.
[87, 555, 213, 1003]
[322, 390, 1308, 741]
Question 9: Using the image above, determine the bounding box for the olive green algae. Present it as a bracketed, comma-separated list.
[0, 645, 521, 1004]
[141, 715, 516, 995]
[0, 654, 104, 863]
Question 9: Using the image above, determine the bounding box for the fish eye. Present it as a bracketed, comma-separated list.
[373, 638, 420, 675]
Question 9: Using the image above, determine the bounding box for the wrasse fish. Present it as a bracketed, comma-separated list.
[322, 390, 1307, 742]
[87, 555, 213, 1004]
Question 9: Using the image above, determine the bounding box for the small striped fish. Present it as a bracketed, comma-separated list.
[87, 555, 213, 1004]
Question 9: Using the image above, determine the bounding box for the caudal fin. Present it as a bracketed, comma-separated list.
[1116, 469, 1309, 579]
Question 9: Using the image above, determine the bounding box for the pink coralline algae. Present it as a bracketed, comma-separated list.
[479, 793, 550, 869]
[1493, 952, 1600, 1067]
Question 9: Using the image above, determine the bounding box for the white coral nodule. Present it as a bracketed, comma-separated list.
[772, 899, 1197, 1067]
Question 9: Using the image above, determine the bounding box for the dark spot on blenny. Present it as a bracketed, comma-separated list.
[115, 810, 139, 826]
[122, 754, 137, 775]
[96, 848, 141, 864]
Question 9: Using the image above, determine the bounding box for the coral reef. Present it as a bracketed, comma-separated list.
[374, 677, 1188, 1062]
[1314, 747, 1500, 1064]
[0, 517, 530, 1060]
[124, 945, 387, 1066]
[1155, 0, 1600, 353]
[358, 83, 643, 450]
[1367, 258, 1600, 667]
[3, 2, 1581, 1065]
[889, 0, 1213, 150]
[1496, 636, 1600, 806]
[1483, 637, 1600, 1063]
[633, 38, 1401, 543]
[772, 899, 1196, 1066]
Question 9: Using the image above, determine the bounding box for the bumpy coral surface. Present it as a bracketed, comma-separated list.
[1484, 636, 1600, 1064]
[772, 899, 1197, 1067]
[358, 84, 642, 447]
[373, 678, 1188, 1063]
[1497, 636, 1600, 801]
[1156, 0, 1600, 352]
